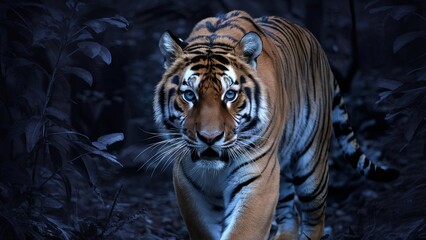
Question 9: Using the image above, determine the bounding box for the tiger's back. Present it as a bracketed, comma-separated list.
[154, 10, 398, 240]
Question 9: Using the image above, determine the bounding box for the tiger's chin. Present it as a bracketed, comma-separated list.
[190, 147, 230, 170]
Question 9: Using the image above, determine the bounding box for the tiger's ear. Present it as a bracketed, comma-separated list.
[235, 32, 263, 69]
[159, 31, 187, 69]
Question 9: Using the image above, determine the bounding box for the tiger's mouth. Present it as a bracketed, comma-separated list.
[191, 147, 229, 162]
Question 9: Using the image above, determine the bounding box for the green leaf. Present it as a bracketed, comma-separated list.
[62, 66, 93, 86]
[25, 116, 43, 152]
[393, 31, 426, 53]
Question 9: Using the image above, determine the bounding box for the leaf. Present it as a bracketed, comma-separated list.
[25, 116, 43, 152]
[84, 15, 129, 34]
[84, 20, 107, 34]
[75, 141, 123, 167]
[62, 66, 93, 86]
[46, 107, 68, 121]
[92, 149, 123, 167]
[99, 46, 112, 65]
[377, 78, 402, 90]
[390, 5, 417, 20]
[97, 133, 124, 146]
[404, 109, 426, 142]
[77, 41, 102, 58]
[77, 42, 111, 64]
[44, 216, 71, 240]
[73, 30, 93, 42]
[101, 15, 129, 29]
[65, 0, 86, 12]
[393, 31, 426, 53]
[91, 132, 123, 150]
[92, 141, 106, 150]
[72, 156, 97, 187]
[60, 173, 72, 202]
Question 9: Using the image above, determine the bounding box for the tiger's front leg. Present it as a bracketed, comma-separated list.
[174, 155, 280, 240]
[220, 155, 280, 240]
[173, 162, 224, 240]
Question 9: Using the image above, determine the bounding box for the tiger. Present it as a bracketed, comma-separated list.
[153, 10, 399, 240]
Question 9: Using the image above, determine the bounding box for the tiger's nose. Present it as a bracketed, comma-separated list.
[197, 130, 224, 145]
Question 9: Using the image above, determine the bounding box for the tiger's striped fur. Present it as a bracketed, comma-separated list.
[154, 10, 399, 240]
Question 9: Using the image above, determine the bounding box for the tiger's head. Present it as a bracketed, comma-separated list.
[154, 31, 269, 170]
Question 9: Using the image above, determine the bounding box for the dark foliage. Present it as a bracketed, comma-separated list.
[0, 0, 128, 239]
[0, 0, 425, 239]
[366, 0, 426, 153]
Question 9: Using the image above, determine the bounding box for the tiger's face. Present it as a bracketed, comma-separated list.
[154, 31, 268, 170]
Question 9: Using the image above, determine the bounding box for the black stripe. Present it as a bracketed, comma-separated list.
[293, 120, 331, 186]
[230, 175, 260, 201]
[240, 16, 265, 36]
[247, 74, 261, 116]
[243, 87, 252, 101]
[191, 64, 207, 71]
[279, 193, 294, 203]
[163, 120, 176, 131]
[238, 101, 247, 111]
[174, 100, 183, 113]
[240, 117, 258, 132]
[346, 149, 362, 168]
[158, 84, 166, 117]
[171, 75, 179, 85]
[213, 64, 228, 71]
[302, 195, 326, 213]
[191, 55, 207, 63]
[229, 145, 271, 176]
[212, 204, 224, 212]
[213, 55, 230, 65]
[167, 88, 176, 118]
[298, 170, 328, 203]
[268, 154, 278, 177]
[181, 164, 204, 193]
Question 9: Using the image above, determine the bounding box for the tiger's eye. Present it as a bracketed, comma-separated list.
[224, 90, 237, 102]
[183, 90, 196, 102]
